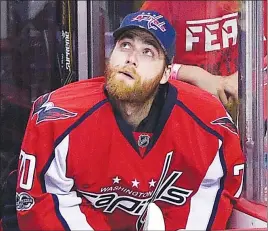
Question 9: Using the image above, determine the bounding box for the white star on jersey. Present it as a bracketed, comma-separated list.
[149, 179, 156, 187]
[132, 179, 140, 188]
[113, 176, 121, 184]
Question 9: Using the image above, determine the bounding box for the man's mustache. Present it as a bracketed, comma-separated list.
[113, 66, 140, 80]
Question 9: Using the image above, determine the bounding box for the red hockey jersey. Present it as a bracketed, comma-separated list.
[141, 1, 267, 76]
[16, 77, 245, 230]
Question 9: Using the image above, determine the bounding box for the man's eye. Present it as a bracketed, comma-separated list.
[143, 49, 154, 57]
[121, 42, 131, 49]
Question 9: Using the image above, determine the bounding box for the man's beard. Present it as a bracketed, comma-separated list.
[105, 64, 164, 103]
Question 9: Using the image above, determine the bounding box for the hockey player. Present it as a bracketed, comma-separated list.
[12, 10, 245, 230]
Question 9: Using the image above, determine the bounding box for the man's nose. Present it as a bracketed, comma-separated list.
[125, 51, 138, 67]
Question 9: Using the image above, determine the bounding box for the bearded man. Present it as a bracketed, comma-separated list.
[5, 11, 244, 231]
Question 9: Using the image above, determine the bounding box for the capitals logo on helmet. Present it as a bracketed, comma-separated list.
[131, 12, 167, 32]
[32, 92, 77, 124]
[113, 10, 176, 64]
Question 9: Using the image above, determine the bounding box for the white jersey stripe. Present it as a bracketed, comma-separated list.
[45, 135, 73, 193]
[186, 140, 223, 230]
[44, 135, 94, 230]
[57, 192, 94, 230]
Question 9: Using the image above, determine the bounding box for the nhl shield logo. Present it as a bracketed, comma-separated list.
[138, 134, 150, 148]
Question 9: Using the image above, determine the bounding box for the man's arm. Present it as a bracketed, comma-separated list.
[172, 64, 238, 107]
[15, 101, 109, 231]
[16, 113, 93, 230]
[184, 106, 245, 230]
[206, 115, 245, 229]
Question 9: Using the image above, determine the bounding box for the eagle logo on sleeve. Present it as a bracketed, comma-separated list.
[211, 116, 238, 135]
[32, 93, 77, 124]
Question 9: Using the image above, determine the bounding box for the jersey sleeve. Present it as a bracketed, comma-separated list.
[162, 83, 245, 229]
[183, 114, 245, 230]
[209, 114, 246, 230]
[16, 102, 108, 231]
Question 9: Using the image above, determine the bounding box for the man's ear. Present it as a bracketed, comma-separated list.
[160, 65, 172, 84]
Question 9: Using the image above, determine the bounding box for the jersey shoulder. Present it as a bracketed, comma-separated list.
[170, 80, 223, 109]
[170, 80, 234, 131]
[21, 77, 108, 156]
[30, 77, 107, 126]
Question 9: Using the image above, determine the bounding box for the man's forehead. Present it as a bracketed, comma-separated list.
[117, 29, 163, 51]
[119, 28, 154, 39]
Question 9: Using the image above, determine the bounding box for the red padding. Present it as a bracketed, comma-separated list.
[226, 229, 267, 231]
[233, 197, 267, 222]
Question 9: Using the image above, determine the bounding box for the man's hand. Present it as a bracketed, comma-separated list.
[217, 71, 238, 107]
[177, 65, 238, 107]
